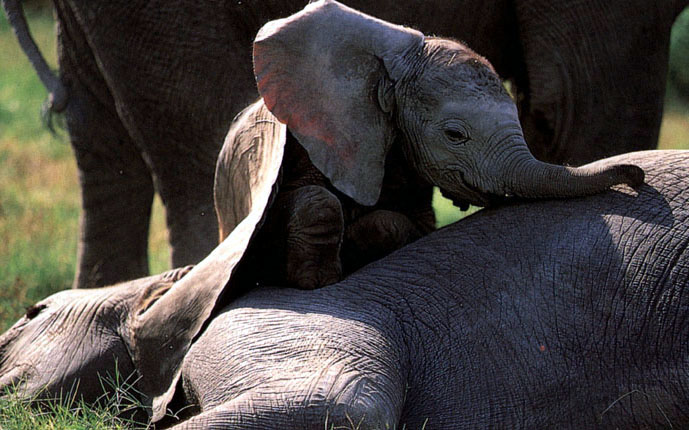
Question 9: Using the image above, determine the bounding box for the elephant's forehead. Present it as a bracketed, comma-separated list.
[0, 285, 128, 359]
[437, 100, 519, 132]
[439, 100, 517, 118]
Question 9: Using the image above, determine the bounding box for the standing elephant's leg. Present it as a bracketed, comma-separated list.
[515, 1, 677, 166]
[56, 11, 153, 288]
[148, 157, 219, 270]
[69, 110, 154, 289]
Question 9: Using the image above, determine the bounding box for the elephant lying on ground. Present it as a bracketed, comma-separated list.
[215, 1, 643, 290]
[1, 150, 687, 428]
[4, 0, 684, 289]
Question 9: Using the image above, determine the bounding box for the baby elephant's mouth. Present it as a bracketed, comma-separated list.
[440, 188, 499, 211]
[440, 169, 504, 210]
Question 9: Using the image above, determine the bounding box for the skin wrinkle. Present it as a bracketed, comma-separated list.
[478, 133, 524, 194]
[621, 228, 664, 342]
[634, 231, 680, 338]
[661, 249, 689, 351]
[384, 242, 491, 393]
[589, 214, 687, 421]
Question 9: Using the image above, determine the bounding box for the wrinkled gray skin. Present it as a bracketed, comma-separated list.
[215, 2, 643, 290]
[2, 0, 684, 289]
[1, 150, 688, 428]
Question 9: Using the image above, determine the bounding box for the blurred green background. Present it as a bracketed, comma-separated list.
[1, 4, 688, 331]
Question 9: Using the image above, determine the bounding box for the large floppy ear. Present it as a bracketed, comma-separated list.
[214, 99, 286, 242]
[123, 99, 285, 422]
[253, 0, 424, 206]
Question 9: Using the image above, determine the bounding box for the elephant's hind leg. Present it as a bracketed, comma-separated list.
[56, 9, 154, 288]
[178, 297, 408, 429]
[168, 387, 401, 430]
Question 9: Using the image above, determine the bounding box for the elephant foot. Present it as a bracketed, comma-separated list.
[282, 185, 345, 290]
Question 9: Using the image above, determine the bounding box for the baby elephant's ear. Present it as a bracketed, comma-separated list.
[253, 0, 424, 206]
[124, 100, 285, 423]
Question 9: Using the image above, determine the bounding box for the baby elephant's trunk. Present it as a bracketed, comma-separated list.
[501, 147, 645, 199]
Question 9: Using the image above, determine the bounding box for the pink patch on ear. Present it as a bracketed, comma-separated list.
[293, 113, 357, 170]
[254, 47, 357, 170]
[253, 48, 277, 113]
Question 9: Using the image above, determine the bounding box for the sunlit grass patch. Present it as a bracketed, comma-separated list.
[658, 89, 689, 150]
[0, 133, 79, 329]
[659, 112, 689, 150]
[149, 195, 170, 275]
[432, 187, 480, 228]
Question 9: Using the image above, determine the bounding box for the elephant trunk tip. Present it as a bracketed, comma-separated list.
[611, 164, 645, 188]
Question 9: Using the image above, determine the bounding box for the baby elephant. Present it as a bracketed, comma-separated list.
[215, 0, 644, 290]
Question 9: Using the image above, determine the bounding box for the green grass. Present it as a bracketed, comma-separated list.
[0, 395, 137, 430]
[0, 7, 78, 329]
[0, 365, 150, 429]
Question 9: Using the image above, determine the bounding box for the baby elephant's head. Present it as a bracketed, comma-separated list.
[253, 0, 643, 208]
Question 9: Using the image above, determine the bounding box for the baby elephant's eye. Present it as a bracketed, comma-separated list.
[444, 129, 469, 145]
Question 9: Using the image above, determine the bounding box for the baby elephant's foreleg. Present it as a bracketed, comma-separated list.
[276, 185, 344, 289]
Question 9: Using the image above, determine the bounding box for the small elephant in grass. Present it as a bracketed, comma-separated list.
[214, 0, 645, 290]
[0, 150, 686, 429]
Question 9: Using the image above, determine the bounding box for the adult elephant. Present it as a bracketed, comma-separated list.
[1, 150, 688, 428]
[3, 0, 685, 288]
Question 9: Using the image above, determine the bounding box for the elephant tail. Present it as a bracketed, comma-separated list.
[2, 0, 68, 112]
